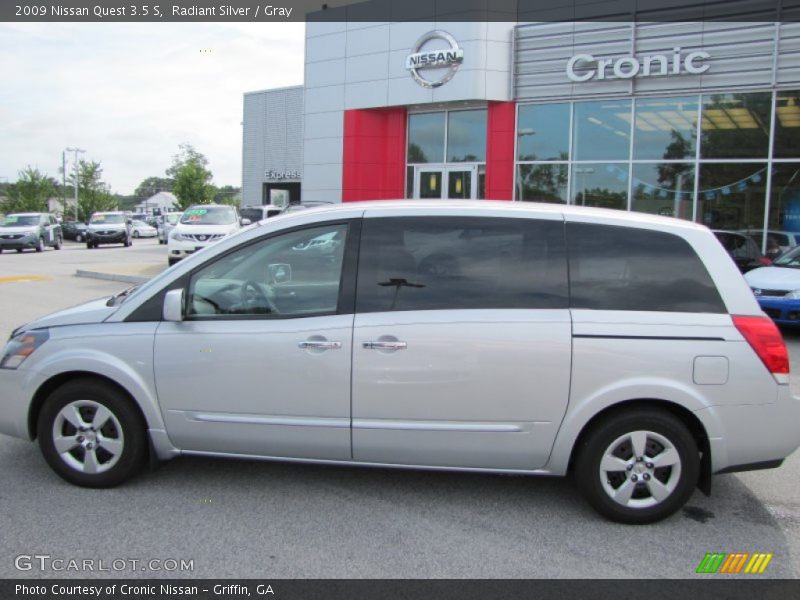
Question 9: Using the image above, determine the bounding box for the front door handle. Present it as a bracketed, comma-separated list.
[298, 340, 342, 350]
[363, 341, 407, 350]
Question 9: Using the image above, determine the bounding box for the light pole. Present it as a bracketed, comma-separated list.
[65, 147, 85, 220]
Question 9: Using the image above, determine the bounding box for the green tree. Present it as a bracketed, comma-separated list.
[169, 144, 214, 209]
[134, 176, 174, 200]
[69, 160, 117, 221]
[214, 185, 241, 206]
[0, 167, 56, 213]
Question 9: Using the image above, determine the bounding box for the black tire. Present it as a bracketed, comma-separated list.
[37, 378, 148, 487]
[35, 237, 44, 252]
[86, 242, 94, 249]
[133, 230, 140, 239]
[574, 408, 699, 524]
[167, 256, 178, 266]
[16, 248, 23, 253]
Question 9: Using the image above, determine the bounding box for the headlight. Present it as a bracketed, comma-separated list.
[0, 329, 49, 369]
[170, 230, 186, 241]
[785, 290, 800, 300]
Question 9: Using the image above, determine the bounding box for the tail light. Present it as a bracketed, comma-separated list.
[733, 315, 790, 382]
[759, 256, 773, 266]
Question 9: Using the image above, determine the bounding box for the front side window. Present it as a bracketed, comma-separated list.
[356, 217, 568, 313]
[568, 223, 725, 313]
[187, 223, 348, 318]
[181, 207, 236, 226]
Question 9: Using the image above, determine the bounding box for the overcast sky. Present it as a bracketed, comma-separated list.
[0, 22, 305, 195]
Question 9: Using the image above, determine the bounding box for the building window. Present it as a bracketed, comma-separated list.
[517, 103, 570, 161]
[697, 163, 767, 231]
[572, 100, 632, 161]
[515, 91, 800, 251]
[407, 112, 445, 163]
[631, 163, 695, 219]
[774, 90, 800, 159]
[633, 96, 698, 160]
[447, 110, 487, 162]
[700, 93, 772, 159]
[516, 164, 568, 203]
[571, 164, 628, 210]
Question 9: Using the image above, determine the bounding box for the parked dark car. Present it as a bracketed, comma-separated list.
[61, 221, 88, 242]
[712, 230, 772, 273]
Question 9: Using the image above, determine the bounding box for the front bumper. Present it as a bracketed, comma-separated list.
[87, 230, 127, 244]
[756, 297, 800, 325]
[0, 234, 37, 250]
[168, 238, 219, 260]
[0, 367, 37, 440]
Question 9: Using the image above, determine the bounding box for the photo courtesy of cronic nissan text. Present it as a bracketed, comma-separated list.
[1, 1, 800, 599]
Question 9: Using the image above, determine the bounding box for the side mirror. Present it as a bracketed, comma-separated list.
[163, 288, 185, 322]
[240, 218, 252, 226]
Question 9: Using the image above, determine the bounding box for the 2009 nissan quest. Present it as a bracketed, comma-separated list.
[1, 201, 798, 523]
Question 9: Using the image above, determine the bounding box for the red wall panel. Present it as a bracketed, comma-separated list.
[485, 101, 516, 201]
[342, 107, 407, 202]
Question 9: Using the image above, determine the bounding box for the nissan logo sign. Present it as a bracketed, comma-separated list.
[405, 30, 464, 89]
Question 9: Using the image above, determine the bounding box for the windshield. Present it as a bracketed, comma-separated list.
[774, 246, 800, 267]
[2, 215, 40, 227]
[180, 207, 236, 225]
[90, 214, 125, 225]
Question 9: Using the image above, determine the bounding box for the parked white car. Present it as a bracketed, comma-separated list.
[166, 204, 245, 266]
[1, 201, 798, 524]
[131, 220, 157, 238]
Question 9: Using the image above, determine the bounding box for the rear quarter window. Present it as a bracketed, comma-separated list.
[568, 222, 726, 313]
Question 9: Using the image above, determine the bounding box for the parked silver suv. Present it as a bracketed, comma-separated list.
[0, 212, 62, 253]
[1, 201, 798, 523]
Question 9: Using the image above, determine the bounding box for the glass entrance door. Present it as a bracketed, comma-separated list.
[414, 166, 477, 199]
[416, 169, 444, 199]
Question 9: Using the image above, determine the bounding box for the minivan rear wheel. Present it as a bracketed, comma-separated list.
[574, 409, 699, 524]
[37, 379, 147, 487]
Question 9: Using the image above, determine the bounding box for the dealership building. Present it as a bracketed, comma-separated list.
[242, 19, 800, 245]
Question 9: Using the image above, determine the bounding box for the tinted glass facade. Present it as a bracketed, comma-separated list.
[516, 91, 800, 246]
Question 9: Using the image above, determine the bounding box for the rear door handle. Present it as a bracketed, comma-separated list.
[298, 340, 342, 350]
[363, 341, 407, 350]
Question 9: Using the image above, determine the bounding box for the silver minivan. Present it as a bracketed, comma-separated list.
[1, 201, 798, 523]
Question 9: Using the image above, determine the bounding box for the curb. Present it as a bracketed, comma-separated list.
[75, 269, 152, 285]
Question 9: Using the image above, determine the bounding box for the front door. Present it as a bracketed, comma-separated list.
[350, 212, 572, 471]
[153, 221, 357, 460]
[414, 166, 477, 199]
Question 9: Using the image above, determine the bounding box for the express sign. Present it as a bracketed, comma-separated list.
[567, 47, 710, 82]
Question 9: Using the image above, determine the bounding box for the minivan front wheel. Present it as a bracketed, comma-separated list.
[574, 409, 699, 524]
[38, 379, 147, 487]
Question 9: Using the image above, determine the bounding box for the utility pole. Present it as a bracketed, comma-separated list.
[65, 147, 85, 220]
[61, 151, 67, 217]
